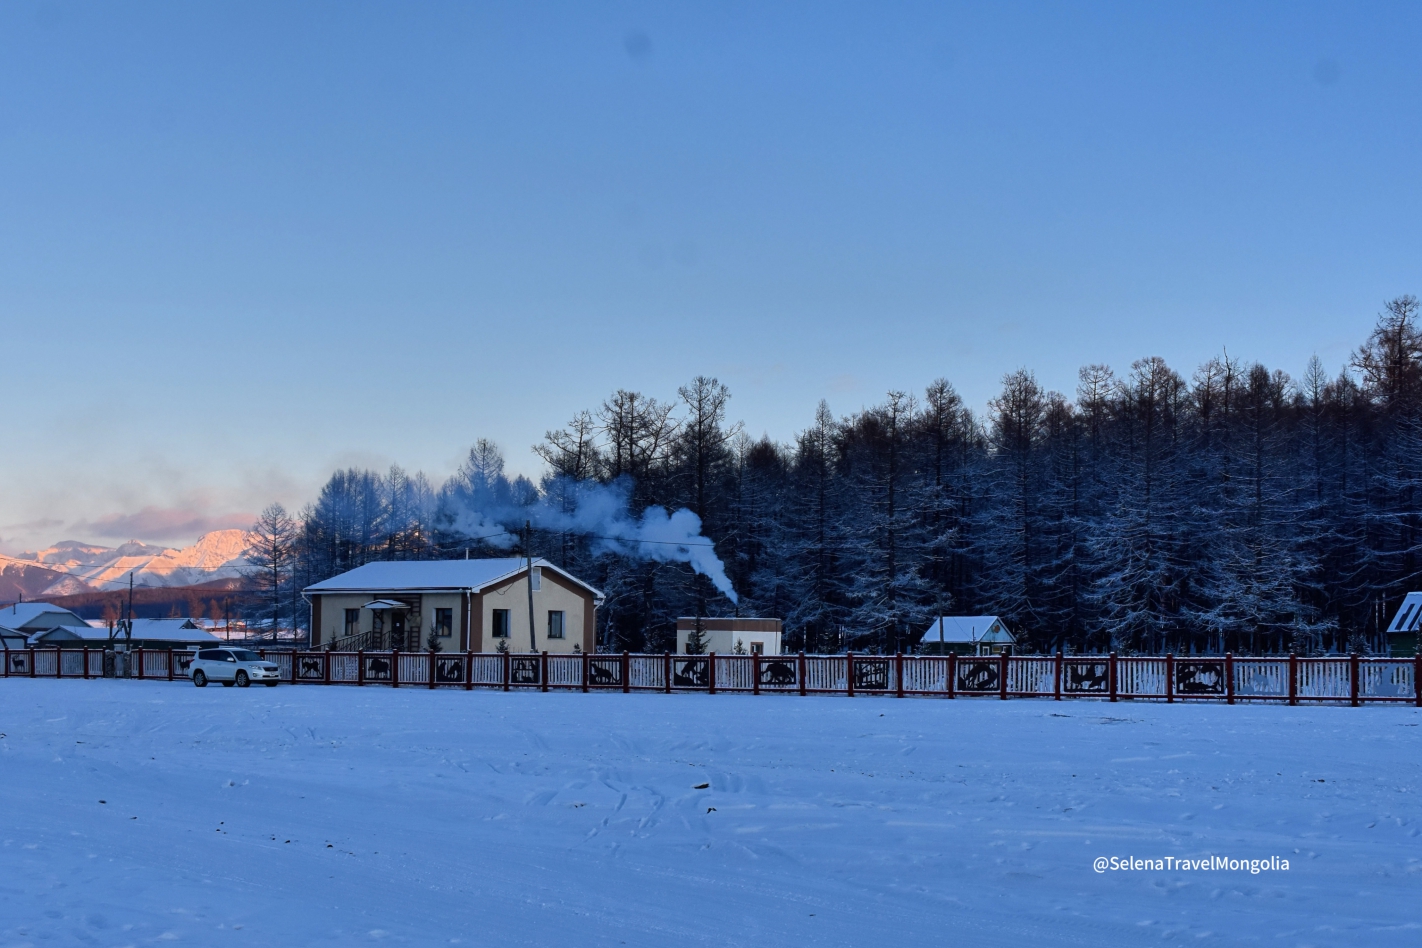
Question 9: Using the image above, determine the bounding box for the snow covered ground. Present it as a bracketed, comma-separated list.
[2, 682, 1419, 947]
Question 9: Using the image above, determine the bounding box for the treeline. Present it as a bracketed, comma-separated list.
[50, 579, 248, 623]
[252, 296, 1422, 656]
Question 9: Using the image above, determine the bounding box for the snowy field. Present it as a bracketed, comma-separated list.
[2, 681, 1419, 947]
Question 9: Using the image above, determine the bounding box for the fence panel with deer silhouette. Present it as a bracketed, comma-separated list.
[4, 647, 1419, 705]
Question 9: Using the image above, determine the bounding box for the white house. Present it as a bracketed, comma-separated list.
[918, 616, 1016, 656]
[303, 558, 603, 654]
[27, 617, 221, 650]
[675, 617, 783, 655]
[0, 602, 91, 650]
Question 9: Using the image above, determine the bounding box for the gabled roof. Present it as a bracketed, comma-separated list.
[920, 616, 1015, 644]
[1387, 593, 1422, 634]
[0, 602, 89, 633]
[29, 618, 220, 645]
[303, 558, 603, 600]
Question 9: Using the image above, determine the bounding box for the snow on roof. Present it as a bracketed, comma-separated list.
[920, 616, 1014, 644]
[1386, 593, 1422, 634]
[29, 618, 220, 645]
[127, 618, 217, 641]
[304, 558, 602, 598]
[0, 602, 89, 632]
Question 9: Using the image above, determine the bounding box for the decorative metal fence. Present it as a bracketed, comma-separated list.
[3, 648, 1419, 705]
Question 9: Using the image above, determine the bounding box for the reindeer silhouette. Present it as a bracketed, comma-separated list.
[300, 658, 322, 678]
[366, 657, 391, 679]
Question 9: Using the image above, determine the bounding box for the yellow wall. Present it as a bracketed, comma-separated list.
[316, 592, 467, 648]
[313, 570, 594, 653]
[477, 573, 589, 653]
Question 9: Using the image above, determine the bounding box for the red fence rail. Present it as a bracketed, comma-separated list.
[4, 648, 1420, 705]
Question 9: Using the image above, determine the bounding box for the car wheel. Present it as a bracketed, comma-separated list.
[235, 670, 250, 688]
[193, 670, 207, 687]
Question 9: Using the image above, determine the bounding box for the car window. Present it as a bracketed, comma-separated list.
[230, 649, 261, 662]
[198, 650, 219, 661]
[221, 651, 237, 662]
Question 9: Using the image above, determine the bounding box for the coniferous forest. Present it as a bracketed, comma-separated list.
[253, 298, 1422, 656]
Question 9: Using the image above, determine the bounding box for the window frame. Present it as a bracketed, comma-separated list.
[344, 608, 360, 637]
[491, 608, 511, 638]
[547, 610, 565, 640]
[435, 608, 453, 638]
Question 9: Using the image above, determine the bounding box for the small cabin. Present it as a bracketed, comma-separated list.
[918, 616, 1016, 656]
[675, 618, 782, 655]
[1386, 593, 1422, 656]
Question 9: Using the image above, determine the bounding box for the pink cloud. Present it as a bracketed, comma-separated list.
[74, 507, 257, 543]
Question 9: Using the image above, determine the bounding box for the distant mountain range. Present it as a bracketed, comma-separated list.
[0, 530, 255, 601]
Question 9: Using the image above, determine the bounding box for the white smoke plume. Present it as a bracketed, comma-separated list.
[448, 478, 738, 604]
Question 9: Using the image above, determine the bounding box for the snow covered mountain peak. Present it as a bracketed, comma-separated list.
[1, 530, 257, 596]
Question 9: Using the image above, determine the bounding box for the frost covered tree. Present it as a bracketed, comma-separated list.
[279, 294, 1422, 655]
[247, 503, 298, 640]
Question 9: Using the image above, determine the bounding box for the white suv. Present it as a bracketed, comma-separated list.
[190, 648, 281, 688]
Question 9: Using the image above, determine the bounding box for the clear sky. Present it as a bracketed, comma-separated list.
[2, 1, 1420, 552]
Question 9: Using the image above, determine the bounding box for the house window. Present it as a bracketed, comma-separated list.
[435, 608, 453, 638]
[547, 610, 565, 639]
[530, 566, 542, 591]
[492, 609, 510, 638]
[750, 641, 764, 655]
[344, 609, 360, 636]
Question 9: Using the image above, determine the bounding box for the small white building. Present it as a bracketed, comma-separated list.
[28, 617, 221, 650]
[675, 617, 783, 655]
[918, 616, 1016, 656]
[303, 558, 603, 654]
[0, 602, 91, 650]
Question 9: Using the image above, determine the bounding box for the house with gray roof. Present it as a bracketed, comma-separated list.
[28, 617, 221, 650]
[303, 558, 603, 653]
[0, 602, 90, 650]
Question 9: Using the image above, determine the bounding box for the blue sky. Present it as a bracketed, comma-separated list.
[2, 1, 1420, 550]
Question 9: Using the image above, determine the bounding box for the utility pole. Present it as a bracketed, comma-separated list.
[525, 520, 538, 653]
[125, 571, 134, 648]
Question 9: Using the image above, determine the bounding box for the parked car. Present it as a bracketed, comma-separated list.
[190, 648, 280, 688]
